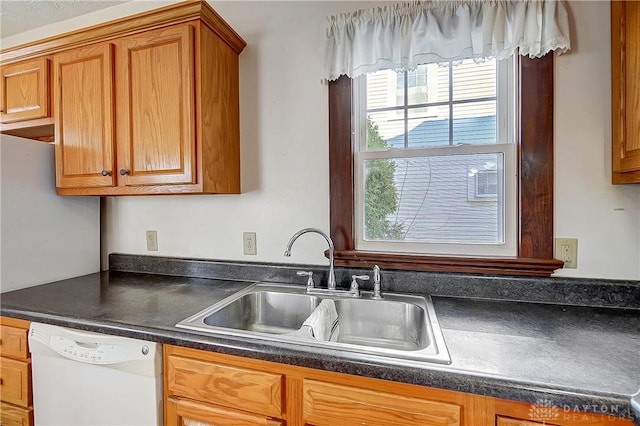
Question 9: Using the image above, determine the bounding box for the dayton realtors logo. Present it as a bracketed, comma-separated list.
[529, 399, 560, 423]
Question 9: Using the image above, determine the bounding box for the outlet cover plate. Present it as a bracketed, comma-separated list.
[243, 232, 257, 255]
[555, 238, 577, 269]
[146, 230, 158, 251]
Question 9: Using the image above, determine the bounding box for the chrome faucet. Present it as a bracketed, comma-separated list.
[371, 265, 383, 300]
[284, 228, 336, 290]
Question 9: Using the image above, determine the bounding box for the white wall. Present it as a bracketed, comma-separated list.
[0, 136, 101, 292]
[553, 1, 640, 279]
[3, 1, 639, 280]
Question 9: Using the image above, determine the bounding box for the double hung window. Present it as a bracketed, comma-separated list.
[353, 58, 517, 256]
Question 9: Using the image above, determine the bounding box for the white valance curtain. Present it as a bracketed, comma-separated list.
[324, 0, 571, 81]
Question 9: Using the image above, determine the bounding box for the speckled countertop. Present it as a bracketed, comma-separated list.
[2, 259, 639, 424]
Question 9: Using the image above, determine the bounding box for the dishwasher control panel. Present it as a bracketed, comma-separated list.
[49, 335, 126, 363]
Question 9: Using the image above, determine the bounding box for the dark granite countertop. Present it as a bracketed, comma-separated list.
[1, 269, 639, 424]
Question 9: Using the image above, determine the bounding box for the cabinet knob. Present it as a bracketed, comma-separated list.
[119, 169, 130, 176]
[101, 170, 111, 176]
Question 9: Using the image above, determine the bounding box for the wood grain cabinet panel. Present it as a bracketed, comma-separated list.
[53, 43, 115, 188]
[0, 325, 29, 359]
[302, 379, 461, 426]
[0, 358, 30, 407]
[115, 24, 195, 187]
[166, 353, 284, 418]
[166, 397, 284, 426]
[0, 57, 49, 124]
[612, 0, 640, 183]
[497, 417, 554, 426]
[0, 402, 33, 426]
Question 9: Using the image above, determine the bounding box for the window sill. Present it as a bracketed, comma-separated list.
[332, 249, 564, 277]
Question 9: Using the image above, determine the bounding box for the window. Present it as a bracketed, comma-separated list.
[475, 170, 497, 198]
[353, 59, 517, 257]
[328, 55, 562, 276]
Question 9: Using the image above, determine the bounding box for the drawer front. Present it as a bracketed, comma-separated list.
[0, 325, 29, 359]
[496, 417, 551, 426]
[0, 358, 31, 407]
[303, 379, 460, 426]
[167, 397, 283, 426]
[167, 354, 283, 418]
[0, 401, 33, 426]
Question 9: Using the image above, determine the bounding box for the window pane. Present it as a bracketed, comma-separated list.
[452, 59, 496, 101]
[366, 69, 401, 110]
[452, 101, 496, 145]
[407, 108, 450, 148]
[367, 111, 404, 149]
[363, 153, 504, 244]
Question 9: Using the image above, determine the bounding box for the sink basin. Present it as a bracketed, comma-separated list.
[176, 283, 450, 365]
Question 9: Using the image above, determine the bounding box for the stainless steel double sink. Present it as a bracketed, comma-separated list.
[176, 283, 451, 365]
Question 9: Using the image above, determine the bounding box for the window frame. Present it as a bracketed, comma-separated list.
[328, 54, 563, 277]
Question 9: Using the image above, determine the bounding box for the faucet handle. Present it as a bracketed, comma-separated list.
[297, 271, 315, 291]
[349, 274, 369, 297]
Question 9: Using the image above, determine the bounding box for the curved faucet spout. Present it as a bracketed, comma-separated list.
[284, 228, 336, 290]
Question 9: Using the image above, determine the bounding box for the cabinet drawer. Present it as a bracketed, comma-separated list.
[0, 401, 33, 426]
[167, 397, 283, 426]
[303, 379, 460, 426]
[0, 325, 29, 359]
[0, 358, 31, 407]
[166, 354, 283, 418]
[497, 417, 553, 426]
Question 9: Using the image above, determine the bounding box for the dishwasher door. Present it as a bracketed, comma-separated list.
[29, 322, 163, 426]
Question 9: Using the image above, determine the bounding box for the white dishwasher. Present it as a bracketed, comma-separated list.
[28, 322, 163, 426]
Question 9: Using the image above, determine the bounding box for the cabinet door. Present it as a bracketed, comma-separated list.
[0, 58, 49, 124]
[303, 379, 461, 426]
[0, 325, 29, 359]
[166, 352, 284, 418]
[0, 402, 33, 426]
[166, 397, 283, 426]
[115, 24, 196, 187]
[53, 44, 115, 188]
[0, 358, 30, 408]
[612, 1, 640, 181]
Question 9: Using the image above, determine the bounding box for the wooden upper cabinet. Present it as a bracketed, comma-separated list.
[612, 0, 640, 184]
[53, 43, 115, 188]
[115, 25, 196, 187]
[0, 1, 245, 195]
[0, 57, 50, 124]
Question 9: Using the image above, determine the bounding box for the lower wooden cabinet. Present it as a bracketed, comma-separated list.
[302, 379, 460, 426]
[0, 317, 33, 426]
[493, 399, 635, 426]
[166, 397, 284, 426]
[165, 345, 485, 426]
[165, 345, 636, 426]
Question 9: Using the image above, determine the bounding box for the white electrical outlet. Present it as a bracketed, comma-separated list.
[243, 232, 257, 255]
[146, 230, 158, 251]
[555, 238, 577, 269]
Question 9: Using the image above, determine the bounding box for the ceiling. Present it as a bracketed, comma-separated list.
[0, 1, 129, 39]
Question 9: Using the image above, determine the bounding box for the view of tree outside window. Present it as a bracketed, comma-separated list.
[358, 59, 515, 252]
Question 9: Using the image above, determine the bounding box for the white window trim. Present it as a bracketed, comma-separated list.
[353, 57, 518, 257]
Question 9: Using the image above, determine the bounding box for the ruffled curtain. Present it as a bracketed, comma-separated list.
[324, 0, 571, 81]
